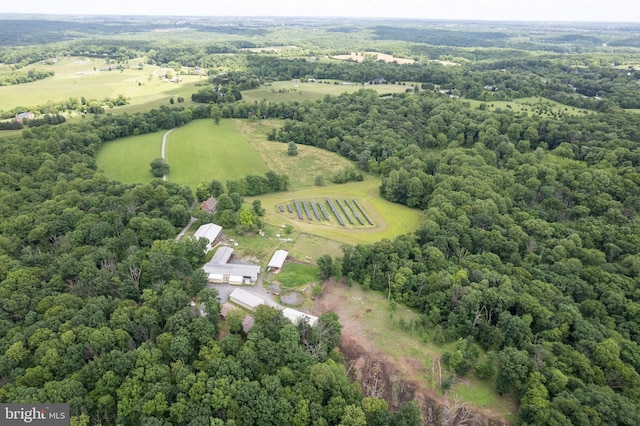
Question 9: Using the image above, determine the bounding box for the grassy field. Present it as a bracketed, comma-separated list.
[252, 179, 424, 245]
[464, 97, 594, 117]
[96, 119, 270, 189]
[0, 56, 205, 114]
[273, 263, 319, 288]
[235, 119, 357, 189]
[242, 80, 410, 103]
[165, 119, 269, 189]
[95, 130, 164, 184]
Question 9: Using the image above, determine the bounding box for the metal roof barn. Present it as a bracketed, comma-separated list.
[268, 250, 288, 271]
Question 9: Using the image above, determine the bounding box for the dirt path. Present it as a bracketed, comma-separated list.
[161, 127, 176, 181]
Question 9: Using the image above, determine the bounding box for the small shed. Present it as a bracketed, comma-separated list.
[220, 303, 235, 319]
[268, 250, 288, 272]
[229, 288, 265, 311]
[242, 315, 255, 334]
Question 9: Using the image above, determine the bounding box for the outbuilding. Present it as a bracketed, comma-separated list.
[282, 307, 318, 326]
[268, 250, 288, 272]
[229, 288, 266, 311]
[203, 246, 261, 285]
[193, 223, 222, 249]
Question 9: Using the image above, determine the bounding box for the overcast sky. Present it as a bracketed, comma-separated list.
[2, 0, 639, 22]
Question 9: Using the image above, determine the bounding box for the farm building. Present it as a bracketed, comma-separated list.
[282, 308, 318, 326]
[193, 223, 222, 249]
[242, 315, 255, 334]
[210, 246, 233, 264]
[15, 112, 34, 122]
[220, 303, 235, 319]
[229, 288, 266, 311]
[201, 197, 217, 213]
[203, 247, 261, 285]
[268, 250, 288, 272]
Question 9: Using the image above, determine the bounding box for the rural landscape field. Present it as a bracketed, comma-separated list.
[2, 10, 640, 426]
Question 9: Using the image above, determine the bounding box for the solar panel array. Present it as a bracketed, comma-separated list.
[279, 198, 374, 227]
[352, 199, 374, 225]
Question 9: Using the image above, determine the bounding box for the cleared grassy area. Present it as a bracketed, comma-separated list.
[166, 119, 269, 190]
[274, 263, 319, 288]
[235, 119, 356, 189]
[252, 179, 424, 245]
[315, 281, 518, 424]
[464, 97, 594, 117]
[289, 233, 344, 260]
[96, 130, 163, 184]
[242, 80, 410, 103]
[0, 56, 205, 115]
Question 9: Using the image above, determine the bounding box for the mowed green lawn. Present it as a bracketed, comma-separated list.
[96, 131, 163, 184]
[96, 119, 270, 190]
[166, 119, 269, 189]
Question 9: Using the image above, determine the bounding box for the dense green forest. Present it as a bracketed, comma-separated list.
[2, 14, 640, 425]
[272, 88, 640, 423]
[0, 115, 420, 425]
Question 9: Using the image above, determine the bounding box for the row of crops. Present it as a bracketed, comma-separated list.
[278, 199, 374, 227]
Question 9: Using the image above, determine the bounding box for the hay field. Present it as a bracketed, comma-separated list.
[95, 130, 164, 184]
[0, 56, 205, 114]
[235, 119, 356, 189]
[165, 119, 269, 189]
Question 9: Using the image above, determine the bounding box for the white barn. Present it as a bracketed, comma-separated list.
[282, 307, 319, 326]
[268, 250, 288, 272]
[193, 223, 222, 249]
[229, 288, 266, 311]
[203, 246, 261, 285]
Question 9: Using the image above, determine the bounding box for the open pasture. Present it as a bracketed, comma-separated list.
[0, 56, 205, 114]
[165, 119, 269, 189]
[95, 130, 164, 184]
[234, 119, 356, 189]
[241, 80, 410, 103]
[96, 119, 269, 189]
[464, 96, 593, 117]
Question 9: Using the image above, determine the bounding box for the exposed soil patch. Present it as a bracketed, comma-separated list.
[312, 279, 512, 425]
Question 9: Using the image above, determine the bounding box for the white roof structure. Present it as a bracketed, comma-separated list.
[268, 250, 288, 270]
[210, 246, 234, 264]
[202, 246, 261, 284]
[193, 223, 222, 245]
[229, 288, 266, 311]
[282, 307, 318, 326]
